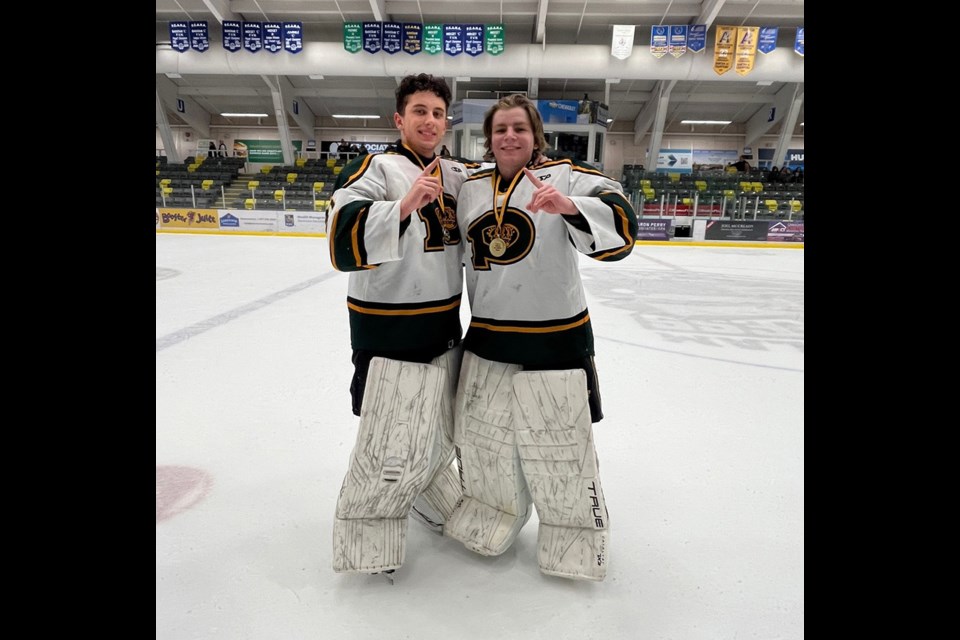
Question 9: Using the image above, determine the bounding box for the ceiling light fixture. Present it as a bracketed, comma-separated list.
[220, 112, 269, 117]
[681, 119, 732, 125]
[332, 114, 380, 119]
[308, 74, 324, 80]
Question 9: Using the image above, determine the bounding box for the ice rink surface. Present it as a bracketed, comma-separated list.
[156, 233, 803, 639]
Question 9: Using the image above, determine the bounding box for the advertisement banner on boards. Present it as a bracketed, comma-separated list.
[157, 208, 219, 229]
[218, 210, 280, 232]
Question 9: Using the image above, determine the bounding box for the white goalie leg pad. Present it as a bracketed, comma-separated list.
[445, 351, 532, 556]
[411, 346, 464, 533]
[333, 356, 445, 573]
[512, 369, 609, 581]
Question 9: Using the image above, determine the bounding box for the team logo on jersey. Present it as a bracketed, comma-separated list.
[439, 203, 458, 243]
[466, 207, 535, 269]
[418, 198, 460, 249]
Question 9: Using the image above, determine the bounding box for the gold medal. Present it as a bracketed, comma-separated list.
[489, 171, 522, 260]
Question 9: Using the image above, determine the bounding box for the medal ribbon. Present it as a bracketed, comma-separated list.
[492, 169, 525, 233]
[403, 142, 445, 211]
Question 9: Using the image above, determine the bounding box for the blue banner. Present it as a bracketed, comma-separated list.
[794, 27, 804, 56]
[283, 22, 303, 53]
[243, 22, 263, 53]
[189, 21, 209, 52]
[363, 21, 382, 53]
[223, 21, 241, 52]
[758, 27, 778, 54]
[443, 24, 464, 56]
[263, 22, 282, 53]
[687, 24, 706, 53]
[403, 23, 422, 54]
[382, 22, 401, 53]
[650, 25, 668, 58]
[465, 24, 484, 56]
[170, 21, 189, 53]
[668, 25, 687, 58]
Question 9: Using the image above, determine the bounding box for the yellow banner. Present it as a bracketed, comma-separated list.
[157, 207, 220, 229]
[713, 25, 736, 75]
[735, 26, 759, 76]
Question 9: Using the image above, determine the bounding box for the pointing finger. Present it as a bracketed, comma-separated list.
[523, 167, 544, 188]
[422, 156, 441, 176]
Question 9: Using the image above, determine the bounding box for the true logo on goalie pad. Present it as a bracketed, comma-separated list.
[588, 481, 604, 528]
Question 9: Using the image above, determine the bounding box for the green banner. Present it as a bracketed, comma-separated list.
[234, 139, 303, 164]
[344, 22, 361, 53]
[485, 24, 504, 55]
[423, 24, 443, 54]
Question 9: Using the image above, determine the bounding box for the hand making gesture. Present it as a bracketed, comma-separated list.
[523, 167, 578, 215]
[400, 157, 444, 220]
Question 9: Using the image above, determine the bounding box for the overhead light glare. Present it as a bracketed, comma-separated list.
[681, 119, 732, 125]
[332, 114, 381, 119]
[220, 112, 269, 117]
[800, 122, 804, 126]
[606, 118, 614, 123]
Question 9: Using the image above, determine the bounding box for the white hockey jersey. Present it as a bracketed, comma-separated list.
[457, 158, 638, 366]
[328, 142, 480, 356]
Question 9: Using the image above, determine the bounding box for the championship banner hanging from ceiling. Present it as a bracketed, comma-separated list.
[485, 24, 504, 55]
[403, 23, 422, 54]
[713, 25, 736, 75]
[423, 24, 443, 54]
[382, 22, 402, 54]
[734, 26, 759, 76]
[243, 22, 262, 53]
[668, 25, 687, 57]
[794, 27, 804, 56]
[263, 22, 283, 53]
[687, 24, 706, 52]
[223, 21, 241, 52]
[610, 25, 635, 60]
[343, 22, 361, 52]
[650, 25, 668, 58]
[283, 22, 302, 53]
[757, 27, 778, 54]
[362, 21, 382, 53]
[190, 21, 209, 52]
